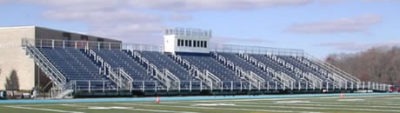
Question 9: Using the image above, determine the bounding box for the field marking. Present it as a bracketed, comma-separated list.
[60, 103, 198, 113]
[235, 101, 400, 109]
[337, 99, 365, 101]
[5, 105, 84, 113]
[275, 100, 311, 104]
[214, 103, 400, 112]
[192, 103, 236, 106]
[117, 103, 297, 113]
[87, 106, 133, 110]
[175, 95, 397, 104]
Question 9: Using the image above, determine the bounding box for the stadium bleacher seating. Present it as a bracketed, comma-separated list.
[249, 54, 301, 81]
[93, 49, 160, 90]
[38, 47, 115, 90]
[134, 51, 202, 89]
[177, 52, 247, 89]
[217, 52, 278, 87]
[34, 46, 361, 96]
[39, 48, 102, 81]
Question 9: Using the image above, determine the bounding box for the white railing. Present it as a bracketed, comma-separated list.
[304, 72, 323, 89]
[123, 43, 163, 52]
[212, 52, 263, 88]
[204, 70, 222, 89]
[238, 53, 294, 89]
[212, 44, 304, 57]
[132, 51, 172, 90]
[164, 69, 180, 89]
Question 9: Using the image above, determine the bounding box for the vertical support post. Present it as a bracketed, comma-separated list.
[240, 81, 243, 91]
[291, 81, 294, 90]
[298, 81, 301, 90]
[40, 40, 43, 48]
[142, 81, 145, 92]
[74, 41, 78, 49]
[108, 42, 111, 50]
[249, 81, 251, 91]
[368, 81, 371, 90]
[189, 81, 192, 92]
[326, 82, 329, 91]
[231, 81, 233, 91]
[178, 82, 181, 92]
[362, 81, 365, 89]
[62, 40, 65, 48]
[86, 41, 89, 49]
[351, 82, 354, 90]
[200, 81, 203, 91]
[51, 40, 55, 48]
[98, 42, 100, 50]
[210, 81, 213, 91]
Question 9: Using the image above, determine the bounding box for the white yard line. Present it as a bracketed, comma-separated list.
[235, 101, 400, 109]
[59, 103, 198, 113]
[171, 95, 396, 103]
[58, 103, 198, 113]
[117, 103, 296, 113]
[5, 105, 84, 113]
[210, 103, 400, 113]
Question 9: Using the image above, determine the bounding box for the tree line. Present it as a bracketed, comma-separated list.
[326, 46, 400, 85]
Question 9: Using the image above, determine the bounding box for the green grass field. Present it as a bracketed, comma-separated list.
[1, 93, 400, 113]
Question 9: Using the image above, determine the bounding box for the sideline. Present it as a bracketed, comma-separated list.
[0, 93, 398, 104]
[5, 105, 84, 113]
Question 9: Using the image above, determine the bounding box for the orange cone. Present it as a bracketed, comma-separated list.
[155, 96, 160, 104]
[339, 93, 345, 99]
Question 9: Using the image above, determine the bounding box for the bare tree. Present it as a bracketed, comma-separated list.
[326, 46, 400, 85]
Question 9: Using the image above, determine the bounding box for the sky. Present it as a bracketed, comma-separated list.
[0, 0, 399, 58]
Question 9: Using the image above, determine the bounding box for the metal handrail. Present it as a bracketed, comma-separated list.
[22, 39, 66, 86]
[304, 53, 360, 82]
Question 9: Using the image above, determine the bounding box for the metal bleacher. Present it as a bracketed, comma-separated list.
[23, 38, 389, 98]
[38, 47, 114, 90]
[279, 56, 329, 81]
[137, 51, 194, 81]
[250, 54, 302, 81]
[177, 53, 244, 89]
[217, 52, 278, 87]
[135, 51, 203, 90]
[93, 49, 161, 90]
[281, 56, 337, 88]
[39, 48, 102, 81]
